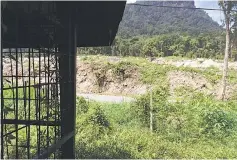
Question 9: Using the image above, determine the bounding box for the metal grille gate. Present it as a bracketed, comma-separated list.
[1, 2, 77, 159]
[1, 47, 61, 159]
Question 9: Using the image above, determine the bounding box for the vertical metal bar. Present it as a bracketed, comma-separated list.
[1, 42, 4, 160]
[15, 44, 19, 160]
[36, 86, 40, 156]
[32, 51, 39, 157]
[27, 3, 31, 156]
[59, 4, 77, 158]
[4, 114, 9, 159]
[38, 2, 43, 153]
[38, 47, 41, 154]
[55, 47, 60, 159]
[23, 81, 27, 159]
[20, 49, 28, 158]
[27, 48, 31, 159]
[47, 47, 50, 153]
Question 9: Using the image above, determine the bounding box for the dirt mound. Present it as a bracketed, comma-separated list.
[214, 82, 237, 100]
[76, 61, 147, 96]
[168, 71, 213, 95]
[168, 71, 237, 99]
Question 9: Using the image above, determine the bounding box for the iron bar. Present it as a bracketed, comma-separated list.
[2, 119, 61, 126]
[15, 21, 19, 158]
[47, 48, 50, 154]
[27, 46, 31, 159]
[55, 47, 60, 159]
[38, 46, 42, 157]
[3, 102, 73, 137]
[2, 83, 58, 90]
[1, 41, 4, 160]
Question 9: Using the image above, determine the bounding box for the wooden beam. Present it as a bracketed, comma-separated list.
[59, 4, 77, 159]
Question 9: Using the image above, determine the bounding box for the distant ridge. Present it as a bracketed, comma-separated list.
[118, 1, 221, 37]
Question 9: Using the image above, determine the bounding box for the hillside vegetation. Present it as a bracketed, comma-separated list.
[118, 1, 221, 37]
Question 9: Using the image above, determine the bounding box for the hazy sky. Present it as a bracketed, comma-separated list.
[126, 0, 223, 25]
[195, 0, 223, 25]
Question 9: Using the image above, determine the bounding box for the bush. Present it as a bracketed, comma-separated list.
[77, 96, 89, 114]
[111, 61, 136, 80]
[202, 109, 236, 137]
[132, 85, 169, 130]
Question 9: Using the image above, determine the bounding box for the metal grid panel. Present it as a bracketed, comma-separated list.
[1, 47, 61, 159]
[1, 2, 78, 158]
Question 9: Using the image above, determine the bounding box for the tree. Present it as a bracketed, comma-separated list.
[232, 12, 237, 61]
[218, 0, 237, 100]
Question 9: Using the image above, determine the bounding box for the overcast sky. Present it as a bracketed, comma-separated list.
[127, 0, 223, 25]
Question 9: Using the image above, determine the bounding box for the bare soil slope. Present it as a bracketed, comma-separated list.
[76, 60, 147, 96]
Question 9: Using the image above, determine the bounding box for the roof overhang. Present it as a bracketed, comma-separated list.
[1, 1, 126, 48]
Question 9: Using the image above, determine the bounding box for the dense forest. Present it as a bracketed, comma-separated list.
[118, 1, 222, 37]
[79, 33, 232, 59]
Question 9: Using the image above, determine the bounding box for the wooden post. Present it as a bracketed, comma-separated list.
[59, 4, 77, 159]
[150, 86, 153, 132]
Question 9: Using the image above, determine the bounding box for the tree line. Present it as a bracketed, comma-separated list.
[78, 33, 237, 60]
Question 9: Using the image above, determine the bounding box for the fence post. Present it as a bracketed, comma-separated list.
[150, 86, 153, 132]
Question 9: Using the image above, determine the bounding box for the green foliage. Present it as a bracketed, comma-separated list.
[77, 96, 89, 114]
[99, 102, 136, 127]
[3, 90, 237, 158]
[132, 85, 169, 129]
[76, 100, 111, 137]
[79, 33, 226, 60]
[75, 95, 237, 159]
[140, 63, 171, 84]
[111, 61, 136, 80]
[202, 109, 236, 137]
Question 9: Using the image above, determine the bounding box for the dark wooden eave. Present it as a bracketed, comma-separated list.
[1, 1, 126, 48]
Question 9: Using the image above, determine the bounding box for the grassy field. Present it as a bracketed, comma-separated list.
[3, 85, 237, 158]
[75, 94, 237, 159]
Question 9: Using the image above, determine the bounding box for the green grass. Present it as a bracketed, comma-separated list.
[75, 94, 237, 159]
[3, 84, 237, 159]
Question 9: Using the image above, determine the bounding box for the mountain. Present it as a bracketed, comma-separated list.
[118, 1, 222, 37]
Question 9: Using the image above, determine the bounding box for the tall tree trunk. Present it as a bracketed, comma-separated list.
[221, 14, 231, 100]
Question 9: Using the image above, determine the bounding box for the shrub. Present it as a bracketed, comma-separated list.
[202, 109, 236, 137]
[112, 61, 136, 80]
[77, 96, 89, 114]
[132, 85, 169, 130]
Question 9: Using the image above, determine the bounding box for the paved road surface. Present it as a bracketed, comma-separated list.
[77, 93, 135, 103]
